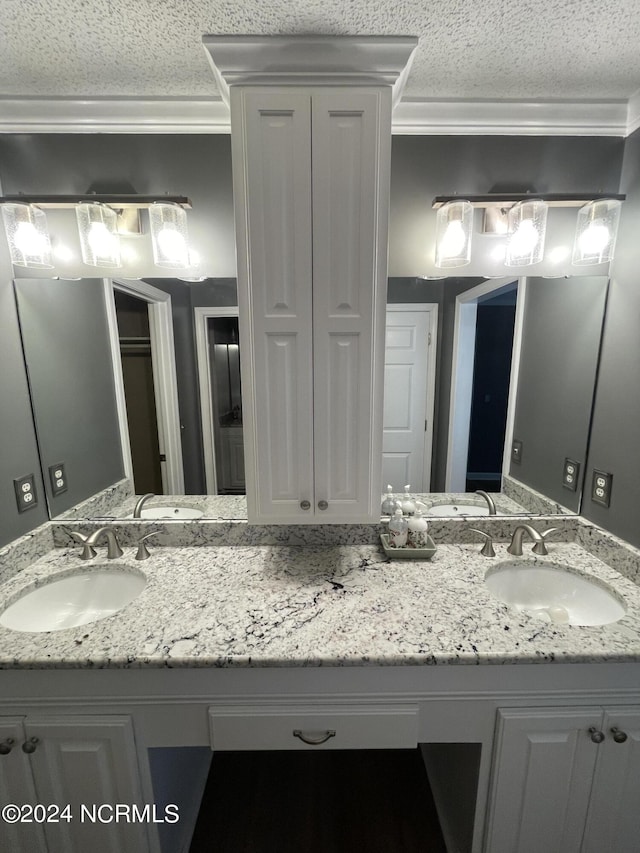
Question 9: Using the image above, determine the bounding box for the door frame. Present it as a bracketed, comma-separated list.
[385, 303, 439, 491]
[103, 278, 185, 494]
[445, 277, 526, 492]
[194, 305, 240, 494]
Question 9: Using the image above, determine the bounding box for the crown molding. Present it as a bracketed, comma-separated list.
[392, 99, 629, 136]
[0, 97, 231, 133]
[627, 87, 640, 136]
[0, 95, 632, 137]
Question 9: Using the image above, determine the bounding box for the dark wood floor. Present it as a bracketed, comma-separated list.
[189, 748, 447, 853]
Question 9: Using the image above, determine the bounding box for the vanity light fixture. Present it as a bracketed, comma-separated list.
[1, 202, 53, 269]
[572, 198, 622, 266]
[0, 194, 192, 271]
[432, 193, 626, 268]
[435, 199, 473, 268]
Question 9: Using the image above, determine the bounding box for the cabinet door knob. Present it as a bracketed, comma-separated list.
[588, 727, 605, 744]
[317, 500, 328, 511]
[293, 729, 336, 745]
[0, 738, 14, 755]
[300, 500, 311, 510]
[611, 727, 628, 743]
[22, 737, 39, 754]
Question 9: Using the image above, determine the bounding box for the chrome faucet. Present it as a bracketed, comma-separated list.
[507, 524, 557, 557]
[475, 490, 497, 515]
[133, 493, 155, 518]
[85, 527, 124, 560]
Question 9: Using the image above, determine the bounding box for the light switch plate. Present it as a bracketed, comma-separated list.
[13, 474, 38, 513]
[591, 470, 613, 507]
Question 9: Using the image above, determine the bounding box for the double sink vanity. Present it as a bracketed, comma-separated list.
[1, 481, 640, 853]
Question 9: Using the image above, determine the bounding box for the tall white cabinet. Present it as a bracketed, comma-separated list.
[204, 36, 417, 523]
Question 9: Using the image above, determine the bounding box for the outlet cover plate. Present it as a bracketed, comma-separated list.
[562, 458, 580, 492]
[511, 440, 523, 465]
[48, 462, 68, 497]
[13, 474, 38, 513]
[591, 470, 613, 507]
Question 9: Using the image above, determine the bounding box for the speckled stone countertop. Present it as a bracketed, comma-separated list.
[1, 540, 639, 670]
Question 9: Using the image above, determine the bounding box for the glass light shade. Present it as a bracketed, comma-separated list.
[505, 200, 548, 266]
[149, 202, 189, 269]
[572, 199, 622, 266]
[1, 203, 53, 268]
[75, 203, 121, 268]
[435, 201, 473, 268]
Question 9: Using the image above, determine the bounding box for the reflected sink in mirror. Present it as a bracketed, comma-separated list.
[484, 562, 626, 626]
[126, 506, 204, 520]
[427, 504, 491, 517]
[0, 568, 147, 632]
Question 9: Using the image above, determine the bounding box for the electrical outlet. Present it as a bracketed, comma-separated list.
[13, 474, 38, 513]
[48, 462, 68, 496]
[591, 470, 613, 507]
[562, 458, 580, 492]
[511, 440, 523, 465]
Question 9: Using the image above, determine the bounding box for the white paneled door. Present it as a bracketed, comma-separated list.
[382, 305, 437, 492]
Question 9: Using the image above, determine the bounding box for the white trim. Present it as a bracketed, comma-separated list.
[102, 279, 134, 485]
[627, 87, 640, 136]
[109, 279, 185, 494]
[385, 303, 438, 491]
[194, 306, 240, 494]
[0, 95, 632, 136]
[501, 279, 527, 481]
[446, 277, 520, 492]
[0, 97, 231, 134]
[392, 98, 629, 136]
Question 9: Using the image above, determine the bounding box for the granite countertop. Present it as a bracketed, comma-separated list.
[0, 540, 639, 670]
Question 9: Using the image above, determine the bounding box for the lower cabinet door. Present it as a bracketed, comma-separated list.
[485, 708, 601, 853]
[26, 716, 149, 853]
[581, 708, 640, 853]
[0, 717, 47, 853]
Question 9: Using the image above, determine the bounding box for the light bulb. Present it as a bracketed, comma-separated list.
[157, 227, 187, 264]
[578, 221, 610, 256]
[440, 221, 466, 258]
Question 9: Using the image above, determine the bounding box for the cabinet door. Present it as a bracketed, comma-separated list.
[311, 89, 391, 521]
[0, 718, 47, 853]
[231, 88, 315, 522]
[582, 707, 640, 853]
[485, 708, 601, 853]
[26, 716, 148, 853]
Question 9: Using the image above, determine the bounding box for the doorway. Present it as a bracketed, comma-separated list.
[382, 304, 438, 492]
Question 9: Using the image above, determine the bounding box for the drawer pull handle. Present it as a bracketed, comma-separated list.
[589, 727, 605, 744]
[293, 729, 336, 745]
[22, 737, 39, 754]
[611, 727, 628, 744]
[0, 738, 14, 755]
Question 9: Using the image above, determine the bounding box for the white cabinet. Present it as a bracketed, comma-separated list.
[0, 716, 148, 853]
[231, 86, 391, 523]
[486, 706, 640, 853]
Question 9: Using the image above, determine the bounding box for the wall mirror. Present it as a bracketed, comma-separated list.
[12, 271, 609, 521]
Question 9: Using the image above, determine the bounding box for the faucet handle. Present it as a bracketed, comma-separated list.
[67, 531, 97, 560]
[532, 527, 559, 556]
[135, 533, 156, 561]
[469, 528, 496, 558]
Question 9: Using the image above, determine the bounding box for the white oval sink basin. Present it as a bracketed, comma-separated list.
[485, 562, 626, 626]
[0, 568, 147, 633]
[127, 506, 203, 519]
[427, 504, 490, 517]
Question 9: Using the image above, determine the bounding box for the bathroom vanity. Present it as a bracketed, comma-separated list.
[2, 517, 640, 853]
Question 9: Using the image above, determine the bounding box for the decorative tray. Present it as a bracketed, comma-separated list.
[380, 533, 437, 560]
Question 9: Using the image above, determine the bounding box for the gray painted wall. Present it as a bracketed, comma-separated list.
[0, 256, 48, 547]
[14, 278, 124, 517]
[583, 128, 640, 546]
[510, 276, 608, 512]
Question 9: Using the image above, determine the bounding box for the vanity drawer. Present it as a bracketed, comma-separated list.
[208, 703, 419, 750]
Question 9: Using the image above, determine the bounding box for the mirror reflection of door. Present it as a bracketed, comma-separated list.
[465, 286, 517, 492]
[113, 291, 164, 495]
[208, 317, 245, 494]
[382, 304, 438, 491]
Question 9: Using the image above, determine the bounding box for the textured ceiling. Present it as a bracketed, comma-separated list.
[2, 0, 640, 102]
